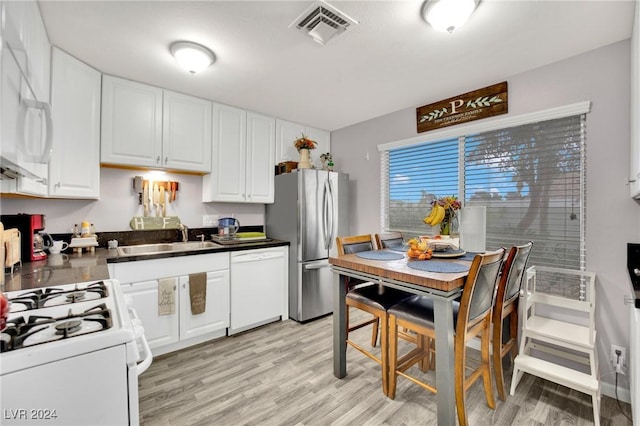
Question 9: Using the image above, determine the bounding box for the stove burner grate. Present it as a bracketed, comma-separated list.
[1, 303, 113, 352]
[8, 281, 108, 311]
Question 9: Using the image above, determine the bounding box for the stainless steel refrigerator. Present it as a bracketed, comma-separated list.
[265, 169, 349, 322]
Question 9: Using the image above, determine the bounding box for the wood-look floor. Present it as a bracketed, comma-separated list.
[138, 311, 633, 426]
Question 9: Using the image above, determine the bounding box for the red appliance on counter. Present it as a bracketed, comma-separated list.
[0, 214, 47, 262]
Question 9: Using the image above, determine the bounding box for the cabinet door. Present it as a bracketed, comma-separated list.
[22, 1, 49, 103]
[2, 1, 49, 102]
[49, 48, 101, 198]
[162, 90, 212, 172]
[203, 103, 246, 202]
[101, 75, 163, 167]
[246, 112, 275, 203]
[121, 280, 179, 349]
[179, 270, 230, 340]
[275, 119, 305, 164]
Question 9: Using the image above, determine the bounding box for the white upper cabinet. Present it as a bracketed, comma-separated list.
[2, 0, 50, 103]
[101, 75, 212, 173]
[162, 90, 212, 172]
[49, 47, 101, 198]
[246, 111, 276, 203]
[630, 2, 639, 199]
[101, 75, 163, 167]
[203, 104, 275, 203]
[275, 119, 330, 168]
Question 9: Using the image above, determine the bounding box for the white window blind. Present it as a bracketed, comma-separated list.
[381, 114, 586, 269]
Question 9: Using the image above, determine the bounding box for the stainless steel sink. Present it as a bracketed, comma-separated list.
[117, 241, 221, 256]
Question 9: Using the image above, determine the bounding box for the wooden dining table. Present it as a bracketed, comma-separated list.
[329, 250, 472, 425]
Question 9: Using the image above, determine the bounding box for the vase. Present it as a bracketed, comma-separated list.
[440, 209, 458, 236]
[298, 148, 312, 169]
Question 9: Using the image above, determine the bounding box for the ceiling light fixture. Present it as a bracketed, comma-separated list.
[169, 41, 215, 74]
[422, 0, 480, 34]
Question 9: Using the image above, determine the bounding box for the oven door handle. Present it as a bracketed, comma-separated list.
[128, 305, 153, 376]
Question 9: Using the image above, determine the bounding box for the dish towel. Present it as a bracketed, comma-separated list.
[189, 272, 207, 315]
[158, 277, 176, 316]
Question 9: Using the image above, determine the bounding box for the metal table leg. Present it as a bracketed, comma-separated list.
[333, 272, 347, 378]
[433, 297, 456, 425]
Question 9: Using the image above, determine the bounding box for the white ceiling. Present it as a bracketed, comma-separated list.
[39, 0, 635, 131]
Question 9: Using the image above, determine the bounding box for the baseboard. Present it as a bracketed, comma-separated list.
[466, 339, 631, 404]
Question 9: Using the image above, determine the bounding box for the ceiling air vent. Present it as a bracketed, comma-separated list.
[290, 1, 358, 45]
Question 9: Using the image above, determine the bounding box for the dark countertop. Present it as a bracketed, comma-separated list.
[2, 239, 289, 292]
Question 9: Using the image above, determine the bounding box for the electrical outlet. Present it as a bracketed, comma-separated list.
[202, 214, 217, 227]
[610, 344, 626, 373]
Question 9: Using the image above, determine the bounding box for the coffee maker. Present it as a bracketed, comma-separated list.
[0, 214, 47, 262]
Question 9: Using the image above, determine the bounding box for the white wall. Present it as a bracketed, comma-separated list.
[0, 168, 265, 233]
[331, 39, 639, 393]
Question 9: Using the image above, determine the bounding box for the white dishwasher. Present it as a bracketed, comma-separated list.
[229, 247, 288, 335]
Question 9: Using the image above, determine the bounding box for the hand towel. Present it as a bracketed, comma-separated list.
[189, 272, 207, 315]
[158, 277, 176, 316]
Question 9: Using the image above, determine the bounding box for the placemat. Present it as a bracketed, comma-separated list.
[356, 250, 405, 261]
[407, 260, 469, 273]
[459, 252, 481, 261]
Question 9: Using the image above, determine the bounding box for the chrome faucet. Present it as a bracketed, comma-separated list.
[179, 224, 188, 243]
[196, 234, 205, 242]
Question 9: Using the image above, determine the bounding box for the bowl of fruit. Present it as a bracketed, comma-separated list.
[406, 238, 433, 261]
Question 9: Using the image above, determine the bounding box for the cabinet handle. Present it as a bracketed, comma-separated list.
[156, 156, 161, 164]
[165, 156, 168, 164]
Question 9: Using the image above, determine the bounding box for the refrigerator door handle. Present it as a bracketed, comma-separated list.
[322, 179, 330, 250]
[326, 178, 335, 250]
[304, 261, 329, 270]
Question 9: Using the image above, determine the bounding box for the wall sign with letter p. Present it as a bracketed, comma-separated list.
[416, 82, 508, 133]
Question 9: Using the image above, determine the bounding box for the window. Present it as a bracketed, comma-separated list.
[380, 112, 586, 269]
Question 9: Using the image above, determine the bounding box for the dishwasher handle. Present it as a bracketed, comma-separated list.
[231, 250, 285, 263]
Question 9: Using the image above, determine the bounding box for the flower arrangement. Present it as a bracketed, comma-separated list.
[423, 195, 461, 235]
[293, 134, 317, 151]
[433, 195, 461, 212]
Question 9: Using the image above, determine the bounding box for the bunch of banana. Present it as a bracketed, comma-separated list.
[423, 204, 446, 226]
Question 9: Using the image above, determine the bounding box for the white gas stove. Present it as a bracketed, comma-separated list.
[1, 280, 151, 425]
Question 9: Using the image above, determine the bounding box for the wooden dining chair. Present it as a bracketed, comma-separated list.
[492, 241, 533, 401]
[336, 234, 415, 395]
[387, 249, 505, 426]
[375, 232, 404, 250]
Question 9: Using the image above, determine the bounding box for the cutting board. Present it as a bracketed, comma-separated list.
[3, 228, 21, 269]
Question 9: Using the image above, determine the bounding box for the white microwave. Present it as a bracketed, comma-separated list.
[0, 42, 52, 196]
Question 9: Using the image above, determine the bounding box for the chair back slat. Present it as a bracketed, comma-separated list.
[375, 232, 404, 249]
[504, 242, 534, 303]
[336, 234, 375, 255]
[458, 249, 505, 328]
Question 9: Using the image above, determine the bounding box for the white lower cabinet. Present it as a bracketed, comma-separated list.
[109, 253, 230, 356]
[123, 279, 179, 349]
[122, 271, 229, 353]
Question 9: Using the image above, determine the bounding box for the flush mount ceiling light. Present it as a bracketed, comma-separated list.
[170, 41, 215, 74]
[422, 0, 480, 33]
